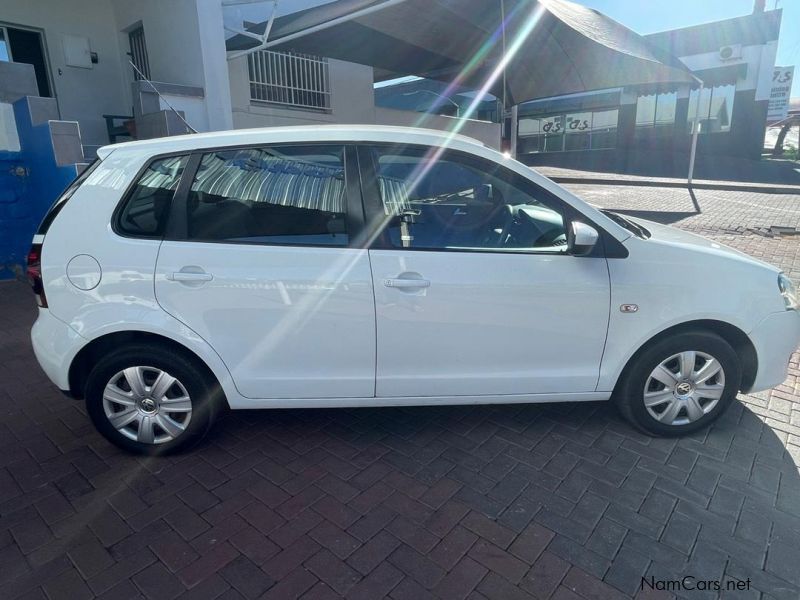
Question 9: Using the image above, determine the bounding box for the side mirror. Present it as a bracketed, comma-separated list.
[569, 221, 599, 256]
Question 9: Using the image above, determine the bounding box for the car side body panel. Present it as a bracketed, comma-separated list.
[598, 231, 786, 392]
[369, 249, 611, 396]
[154, 242, 377, 399]
[36, 147, 243, 406]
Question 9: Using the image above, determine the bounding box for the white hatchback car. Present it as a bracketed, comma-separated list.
[29, 125, 800, 454]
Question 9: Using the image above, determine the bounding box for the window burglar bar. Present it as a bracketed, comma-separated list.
[128, 26, 150, 81]
[248, 50, 330, 111]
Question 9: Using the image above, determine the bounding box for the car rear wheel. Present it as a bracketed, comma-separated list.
[85, 344, 222, 454]
[615, 331, 741, 436]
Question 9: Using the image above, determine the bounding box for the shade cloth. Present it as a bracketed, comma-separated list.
[227, 0, 696, 106]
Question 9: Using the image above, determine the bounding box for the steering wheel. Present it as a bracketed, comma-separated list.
[428, 189, 507, 233]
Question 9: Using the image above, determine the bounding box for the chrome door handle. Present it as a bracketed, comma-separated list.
[383, 278, 430, 289]
[168, 271, 213, 282]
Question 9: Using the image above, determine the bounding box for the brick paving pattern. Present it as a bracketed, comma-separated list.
[1, 184, 800, 599]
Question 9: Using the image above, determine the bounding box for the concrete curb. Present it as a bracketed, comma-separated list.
[549, 176, 800, 195]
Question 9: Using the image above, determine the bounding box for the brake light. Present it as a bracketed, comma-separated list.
[27, 243, 47, 308]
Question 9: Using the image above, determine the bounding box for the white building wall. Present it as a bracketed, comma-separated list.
[229, 56, 375, 128]
[229, 55, 501, 148]
[0, 0, 129, 148]
[677, 42, 776, 94]
[111, 0, 232, 132]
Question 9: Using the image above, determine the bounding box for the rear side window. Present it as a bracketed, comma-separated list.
[37, 159, 101, 235]
[117, 155, 188, 237]
[185, 145, 348, 246]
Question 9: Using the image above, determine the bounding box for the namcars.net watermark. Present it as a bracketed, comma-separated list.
[642, 575, 752, 593]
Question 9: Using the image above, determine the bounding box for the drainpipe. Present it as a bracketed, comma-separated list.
[687, 77, 704, 187]
[510, 104, 518, 157]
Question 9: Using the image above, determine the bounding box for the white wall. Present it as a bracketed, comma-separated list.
[111, 0, 204, 88]
[1, 0, 129, 147]
[678, 42, 777, 96]
[229, 56, 375, 128]
[158, 95, 209, 132]
[229, 55, 501, 149]
[0, 103, 21, 152]
[111, 0, 232, 132]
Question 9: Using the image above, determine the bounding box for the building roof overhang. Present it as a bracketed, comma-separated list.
[226, 0, 696, 106]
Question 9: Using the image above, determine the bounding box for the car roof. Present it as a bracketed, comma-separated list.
[96, 124, 486, 159]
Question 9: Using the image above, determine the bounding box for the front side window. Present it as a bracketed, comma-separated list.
[186, 145, 347, 246]
[366, 147, 568, 253]
[117, 155, 188, 237]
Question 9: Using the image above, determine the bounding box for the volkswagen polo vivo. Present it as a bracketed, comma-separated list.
[29, 125, 800, 453]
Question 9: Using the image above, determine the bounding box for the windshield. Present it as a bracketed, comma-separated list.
[600, 209, 650, 239]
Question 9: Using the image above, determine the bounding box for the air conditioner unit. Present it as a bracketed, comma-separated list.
[718, 44, 742, 61]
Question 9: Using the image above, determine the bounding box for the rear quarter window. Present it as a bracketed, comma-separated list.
[115, 155, 189, 238]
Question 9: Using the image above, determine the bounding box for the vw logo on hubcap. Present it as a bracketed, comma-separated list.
[140, 398, 157, 413]
[675, 382, 693, 396]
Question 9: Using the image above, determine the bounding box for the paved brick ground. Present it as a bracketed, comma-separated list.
[2, 185, 800, 600]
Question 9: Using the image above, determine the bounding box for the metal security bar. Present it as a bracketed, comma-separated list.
[128, 26, 150, 81]
[248, 50, 330, 111]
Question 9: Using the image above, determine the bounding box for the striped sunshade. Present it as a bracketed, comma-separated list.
[135, 157, 186, 191]
[378, 176, 412, 216]
[191, 149, 346, 214]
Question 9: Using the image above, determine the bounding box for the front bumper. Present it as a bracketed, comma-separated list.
[31, 308, 85, 392]
[747, 309, 800, 393]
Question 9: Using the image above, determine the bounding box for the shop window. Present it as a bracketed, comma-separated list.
[687, 84, 735, 133]
[635, 92, 676, 132]
[564, 112, 591, 151]
[518, 109, 618, 153]
[590, 109, 618, 149]
[517, 118, 542, 153]
[541, 115, 565, 153]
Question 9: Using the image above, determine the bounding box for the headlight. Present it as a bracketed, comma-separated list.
[778, 273, 798, 310]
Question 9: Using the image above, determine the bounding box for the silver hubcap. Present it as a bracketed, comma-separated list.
[643, 351, 725, 426]
[103, 366, 192, 444]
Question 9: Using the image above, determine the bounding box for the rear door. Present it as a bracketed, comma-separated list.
[358, 144, 611, 398]
[154, 144, 376, 400]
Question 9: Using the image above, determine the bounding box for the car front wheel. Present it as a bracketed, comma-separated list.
[615, 331, 741, 436]
[85, 344, 222, 454]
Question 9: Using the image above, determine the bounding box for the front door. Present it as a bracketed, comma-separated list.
[359, 145, 611, 398]
[155, 144, 376, 400]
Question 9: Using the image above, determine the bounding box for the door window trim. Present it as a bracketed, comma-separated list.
[355, 143, 624, 258]
[170, 143, 363, 248]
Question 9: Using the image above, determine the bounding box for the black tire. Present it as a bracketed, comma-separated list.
[614, 331, 741, 436]
[85, 344, 223, 454]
